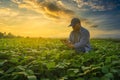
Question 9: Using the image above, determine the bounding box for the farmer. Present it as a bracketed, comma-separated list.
[61, 18, 91, 53]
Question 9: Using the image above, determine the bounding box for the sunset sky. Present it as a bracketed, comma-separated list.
[0, 0, 120, 38]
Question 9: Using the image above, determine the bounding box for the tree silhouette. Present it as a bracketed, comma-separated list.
[0, 32, 22, 38]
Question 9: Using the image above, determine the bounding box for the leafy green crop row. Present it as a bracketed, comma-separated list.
[0, 38, 120, 80]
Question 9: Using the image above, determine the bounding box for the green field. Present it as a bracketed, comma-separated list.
[0, 38, 120, 80]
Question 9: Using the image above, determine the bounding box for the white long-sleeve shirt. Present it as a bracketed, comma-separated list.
[69, 27, 91, 52]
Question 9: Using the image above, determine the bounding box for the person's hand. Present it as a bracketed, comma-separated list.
[60, 39, 74, 48]
[66, 43, 74, 49]
[60, 39, 69, 44]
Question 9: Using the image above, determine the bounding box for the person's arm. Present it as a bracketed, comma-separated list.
[74, 30, 90, 48]
[66, 31, 75, 48]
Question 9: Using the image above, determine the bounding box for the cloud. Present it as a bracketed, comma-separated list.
[73, 0, 120, 11]
[11, 0, 75, 19]
[79, 18, 98, 28]
[11, 0, 22, 4]
[0, 8, 20, 26]
[90, 24, 98, 28]
[0, 8, 19, 17]
[94, 30, 120, 38]
[89, 29, 120, 38]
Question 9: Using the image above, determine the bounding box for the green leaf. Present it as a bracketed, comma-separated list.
[102, 66, 109, 73]
[111, 60, 120, 65]
[13, 75, 19, 80]
[104, 73, 114, 79]
[0, 70, 4, 74]
[105, 57, 111, 63]
[75, 78, 84, 80]
[67, 69, 79, 77]
[0, 60, 7, 66]
[26, 70, 34, 75]
[59, 76, 68, 80]
[16, 66, 25, 71]
[5, 67, 15, 73]
[10, 57, 19, 63]
[81, 66, 91, 71]
[46, 62, 55, 69]
[110, 68, 118, 73]
[56, 62, 68, 69]
[74, 69, 79, 73]
[12, 72, 27, 76]
[27, 75, 37, 80]
[41, 78, 50, 80]
[101, 76, 110, 80]
[89, 77, 100, 80]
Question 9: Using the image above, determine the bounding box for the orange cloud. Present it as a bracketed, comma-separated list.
[12, 0, 75, 19]
[0, 8, 19, 17]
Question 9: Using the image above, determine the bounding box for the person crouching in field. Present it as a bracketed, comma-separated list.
[61, 18, 92, 53]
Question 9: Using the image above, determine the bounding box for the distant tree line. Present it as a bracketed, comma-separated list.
[0, 32, 22, 38]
